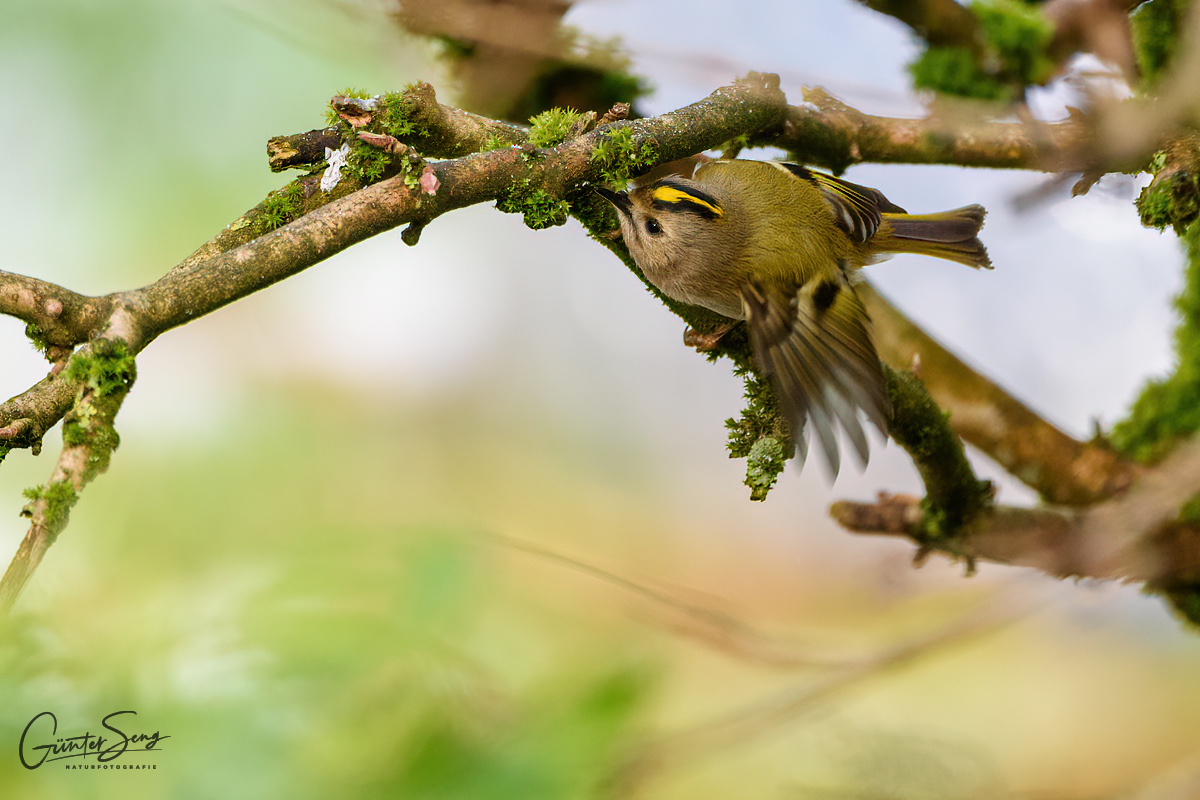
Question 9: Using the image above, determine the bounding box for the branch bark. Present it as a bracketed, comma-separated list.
[833, 435, 1200, 584]
[0, 271, 111, 349]
[0, 73, 788, 610]
[861, 283, 1137, 506]
[771, 87, 1094, 174]
[853, 0, 983, 50]
[0, 68, 1189, 610]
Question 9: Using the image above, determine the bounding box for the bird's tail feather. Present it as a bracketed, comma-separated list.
[876, 205, 991, 269]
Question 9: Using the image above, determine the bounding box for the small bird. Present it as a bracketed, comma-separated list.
[596, 159, 990, 476]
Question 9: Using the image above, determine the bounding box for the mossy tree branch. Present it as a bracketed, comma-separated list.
[3, 49, 1198, 613]
[860, 283, 1137, 506]
[833, 433, 1200, 592]
[876, 366, 995, 548]
[0, 337, 135, 612]
[0, 73, 788, 610]
[852, 0, 984, 51]
[770, 86, 1095, 174]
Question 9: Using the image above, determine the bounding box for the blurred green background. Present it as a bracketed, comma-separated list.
[2, 1, 1200, 797]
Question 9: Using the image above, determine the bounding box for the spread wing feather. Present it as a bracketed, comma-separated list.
[741, 272, 891, 476]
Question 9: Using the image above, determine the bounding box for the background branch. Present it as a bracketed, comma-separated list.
[834, 434, 1200, 585]
[852, 0, 983, 50]
[769, 87, 1092, 174]
[861, 283, 1137, 506]
[616, 593, 1032, 791]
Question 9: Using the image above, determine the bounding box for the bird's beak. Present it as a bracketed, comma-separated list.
[594, 186, 632, 216]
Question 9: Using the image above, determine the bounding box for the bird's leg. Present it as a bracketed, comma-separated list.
[683, 321, 736, 351]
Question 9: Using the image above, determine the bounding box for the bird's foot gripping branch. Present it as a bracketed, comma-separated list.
[0, 68, 1195, 616]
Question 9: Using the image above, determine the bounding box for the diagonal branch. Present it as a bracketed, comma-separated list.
[0, 338, 134, 612]
[852, 0, 983, 50]
[131, 73, 786, 345]
[861, 283, 1137, 506]
[0, 73, 788, 611]
[614, 592, 1032, 790]
[834, 434, 1200, 584]
[488, 532, 870, 669]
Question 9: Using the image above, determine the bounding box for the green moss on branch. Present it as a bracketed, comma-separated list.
[590, 127, 659, 186]
[1113, 220, 1200, 461]
[885, 366, 994, 541]
[909, 0, 1054, 100]
[1132, 0, 1188, 88]
[528, 108, 589, 148]
[21, 481, 77, 541]
[497, 178, 570, 229]
[65, 339, 136, 398]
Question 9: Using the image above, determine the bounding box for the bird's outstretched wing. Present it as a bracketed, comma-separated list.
[741, 271, 891, 476]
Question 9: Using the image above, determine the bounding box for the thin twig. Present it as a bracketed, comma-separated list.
[488, 531, 871, 669]
[614, 590, 1036, 791]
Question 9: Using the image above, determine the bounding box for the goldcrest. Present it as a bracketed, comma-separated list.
[597, 159, 989, 476]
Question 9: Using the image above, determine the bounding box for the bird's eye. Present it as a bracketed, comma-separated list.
[645, 219, 662, 235]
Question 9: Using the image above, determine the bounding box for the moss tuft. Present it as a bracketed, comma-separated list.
[744, 437, 787, 502]
[24, 322, 51, 358]
[57, 340, 132, 483]
[974, 0, 1055, 85]
[590, 126, 658, 187]
[1135, 138, 1200, 235]
[528, 108, 587, 148]
[21, 480, 78, 539]
[724, 356, 792, 501]
[345, 142, 391, 184]
[324, 87, 374, 127]
[256, 181, 305, 235]
[496, 178, 570, 230]
[65, 340, 137, 399]
[1137, 175, 1178, 231]
[910, 46, 1006, 99]
[480, 133, 510, 153]
[325, 90, 420, 188]
[1112, 220, 1200, 461]
[1132, 0, 1187, 89]
[909, 0, 1053, 100]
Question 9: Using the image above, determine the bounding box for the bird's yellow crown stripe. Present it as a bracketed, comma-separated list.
[651, 186, 724, 217]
